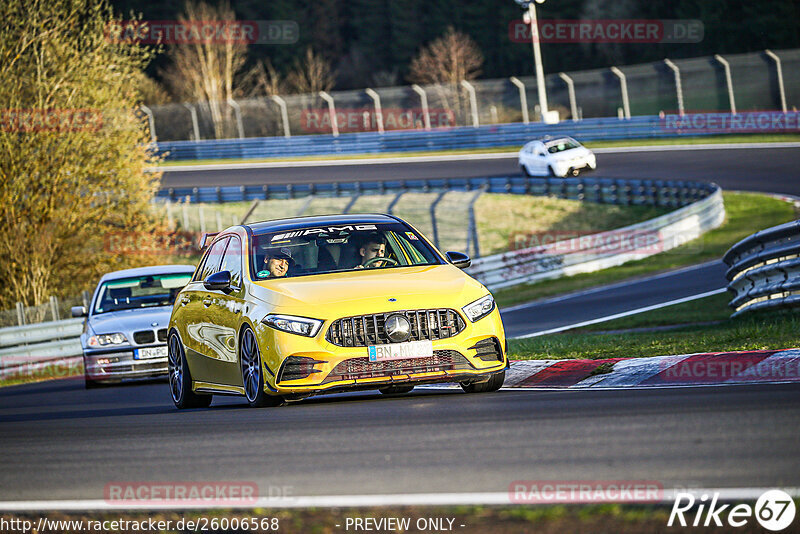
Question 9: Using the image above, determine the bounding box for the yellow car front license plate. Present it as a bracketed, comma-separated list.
[368, 340, 433, 362]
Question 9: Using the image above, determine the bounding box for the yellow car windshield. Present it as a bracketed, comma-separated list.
[251, 222, 442, 279]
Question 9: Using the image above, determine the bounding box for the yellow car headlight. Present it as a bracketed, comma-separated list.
[262, 314, 324, 337]
[462, 295, 495, 322]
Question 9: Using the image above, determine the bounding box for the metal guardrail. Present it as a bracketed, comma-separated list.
[468, 184, 724, 289]
[723, 220, 800, 316]
[158, 174, 715, 205]
[155, 115, 693, 161]
[0, 318, 83, 377]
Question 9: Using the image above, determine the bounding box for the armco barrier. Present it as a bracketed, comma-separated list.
[155, 116, 687, 161]
[0, 318, 83, 378]
[467, 185, 724, 290]
[158, 175, 715, 205]
[723, 219, 800, 316]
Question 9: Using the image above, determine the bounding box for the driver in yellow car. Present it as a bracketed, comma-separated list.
[356, 233, 387, 268]
[258, 247, 294, 278]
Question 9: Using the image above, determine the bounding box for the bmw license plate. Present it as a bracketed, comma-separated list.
[134, 346, 168, 360]
[368, 340, 433, 362]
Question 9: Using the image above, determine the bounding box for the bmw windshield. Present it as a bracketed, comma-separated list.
[93, 273, 193, 314]
[251, 222, 443, 280]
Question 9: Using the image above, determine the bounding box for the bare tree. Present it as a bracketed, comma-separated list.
[161, 0, 247, 138]
[238, 58, 284, 97]
[285, 47, 336, 95]
[407, 27, 483, 85]
[407, 27, 483, 126]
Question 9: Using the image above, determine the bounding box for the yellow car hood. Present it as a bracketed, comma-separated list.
[250, 264, 487, 314]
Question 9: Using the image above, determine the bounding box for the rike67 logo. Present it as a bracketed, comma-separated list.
[668, 490, 796, 531]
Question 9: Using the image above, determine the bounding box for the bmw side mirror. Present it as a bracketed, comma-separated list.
[71, 306, 87, 318]
[204, 270, 231, 292]
[446, 251, 471, 269]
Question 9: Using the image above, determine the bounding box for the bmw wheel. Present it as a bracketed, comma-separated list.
[240, 327, 282, 408]
[520, 164, 532, 177]
[168, 332, 212, 409]
[461, 370, 505, 393]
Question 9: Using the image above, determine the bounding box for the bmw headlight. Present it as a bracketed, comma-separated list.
[88, 333, 128, 347]
[262, 314, 323, 337]
[462, 295, 495, 322]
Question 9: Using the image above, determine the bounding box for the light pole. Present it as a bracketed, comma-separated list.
[515, 0, 549, 121]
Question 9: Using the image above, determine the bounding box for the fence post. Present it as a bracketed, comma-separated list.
[365, 88, 384, 133]
[663, 59, 685, 116]
[713, 55, 737, 114]
[460, 80, 479, 127]
[49, 296, 59, 321]
[430, 191, 448, 250]
[296, 195, 315, 216]
[319, 91, 339, 137]
[198, 205, 206, 234]
[344, 194, 360, 214]
[556, 72, 579, 122]
[270, 95, 291, 137]
[764, 50, 788, 113]
[509, 77, 529, 124]
[182, 103, 201, 141]
[411, 84, 431, 130]
[16, 302, 26, 326]
[610, 66, 631, 119]
[165, 200, 174, 230]
[182, 202, 190, 230]
[216, 210, 223, 231]
[387, 191, 406, 215]
[466, 188, 484, 258]
[139, 105, 156, 143]
[240, 199, 260, 224]
[227, 98, 245, 138]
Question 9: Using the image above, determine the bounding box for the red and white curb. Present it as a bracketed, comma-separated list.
[504, 349, 800, 389]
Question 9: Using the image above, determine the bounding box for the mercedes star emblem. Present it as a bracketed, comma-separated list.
[384, 314, 411, 343]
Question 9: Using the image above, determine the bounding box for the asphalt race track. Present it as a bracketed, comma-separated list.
[160, 145, 800, 196]
[501, 261, 728, 338]
[1, 144, 799, 506]
[1, 379, 799, 502]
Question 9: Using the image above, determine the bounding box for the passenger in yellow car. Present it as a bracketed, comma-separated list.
[356, 233, 387, 269]
[258, 248, 294, 278]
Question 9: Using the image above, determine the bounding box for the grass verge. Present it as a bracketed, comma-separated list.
[494, 191, 797, 308]
[509, 300, 800, 360]
[158, 133, 800, 167]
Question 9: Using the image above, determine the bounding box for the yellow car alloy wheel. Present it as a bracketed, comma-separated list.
[240, 326, 281, 408]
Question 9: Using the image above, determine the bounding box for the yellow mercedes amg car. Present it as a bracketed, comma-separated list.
[167, 214, 507, 408]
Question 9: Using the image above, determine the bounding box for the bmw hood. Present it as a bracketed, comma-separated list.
[87, 306, 173, 335]
[250, 264, 488, 313]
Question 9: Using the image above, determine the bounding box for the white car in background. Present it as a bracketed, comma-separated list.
[518, 136, 597, 177]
